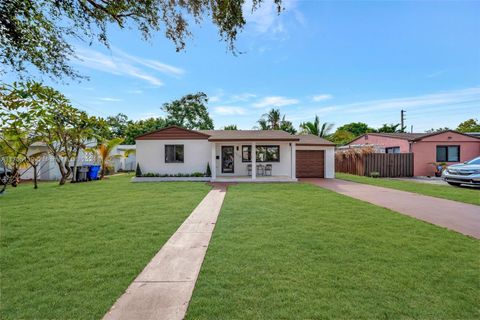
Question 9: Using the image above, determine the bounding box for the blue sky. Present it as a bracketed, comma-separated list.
[43, 0, 479, 131]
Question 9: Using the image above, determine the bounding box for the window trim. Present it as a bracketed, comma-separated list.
[165, 144, 184, 163]
[242, 145, 280, 163]
[241, 145, 251, 163]
[385, 146, 400, 154]
[436, 145, 460, 162]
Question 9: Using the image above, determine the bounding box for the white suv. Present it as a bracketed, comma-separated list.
[442, 156, 480, 187]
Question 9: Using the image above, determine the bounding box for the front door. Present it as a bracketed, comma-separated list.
[221, 146, 235, 173]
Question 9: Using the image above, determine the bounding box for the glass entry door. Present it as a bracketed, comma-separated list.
[221, 146, 235, 173]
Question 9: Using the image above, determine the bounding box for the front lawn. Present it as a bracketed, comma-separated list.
[336, 173, 480, 205]
[0, 175, 210, 319]
[186, 183, 479, 319]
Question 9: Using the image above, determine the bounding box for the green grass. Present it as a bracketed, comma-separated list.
[336, 173, 480, 205]
[0, 175, 210, 319]
[186, 183, 479, 319]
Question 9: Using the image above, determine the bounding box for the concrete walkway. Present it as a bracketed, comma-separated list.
[303, 178, 480, 239]
[103, 185, 227, 320]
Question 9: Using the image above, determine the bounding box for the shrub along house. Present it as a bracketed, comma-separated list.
[345, 130, 480, 176]
[134, 126, 335, 182]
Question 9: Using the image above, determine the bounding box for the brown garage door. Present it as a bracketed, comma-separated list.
[296, 150, 325, 178]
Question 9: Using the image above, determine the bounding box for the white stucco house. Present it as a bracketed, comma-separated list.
[110, 145, 136, 172]
[20, 140, 134, 181]
[20, 141, 97, 181]
[134, 126, 335, 182]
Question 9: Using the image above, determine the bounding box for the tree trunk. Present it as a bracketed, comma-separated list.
[33, 164, 38, 189]
[100, 158, 106, 179]
[71, 147, 80, 183]
[64, 161, 72, 183]
[54, 156, 68, 186]
[0, 161, 6, 194]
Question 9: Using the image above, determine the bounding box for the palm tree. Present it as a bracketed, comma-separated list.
[256, 118, 269, 130]
[280, 115, 296, 134]
[96, 137, 124, 179]
[300, 115, 334, 138]
[256, 108, 296, 133]
[264, 108, 281, 129]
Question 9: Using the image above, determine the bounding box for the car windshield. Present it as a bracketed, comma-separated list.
[466, 157, 480, 165]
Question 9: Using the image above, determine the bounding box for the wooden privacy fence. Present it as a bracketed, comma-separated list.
[336, 153, 414, 177]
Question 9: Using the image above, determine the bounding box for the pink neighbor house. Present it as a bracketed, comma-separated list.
[346, 130, 480, 176]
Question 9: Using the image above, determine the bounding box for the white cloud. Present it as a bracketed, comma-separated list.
[253, 96, 299, 108]
[229, 93, 257, 103]
[209, 92, 257, 104]
[315, 87, 480, 115]
[113, 48, 185, 77]
[312, 94, 333, 102]
[244, 87, 479, 133]
[243, 0, 303, 36]
[213, 106, 247, 115]
[75, 47, 185, 86]
[98, 97, 123, 102]
[134, 111, 164, 120]
[426, 70, 446, 78]
[209, 96, 221, 103]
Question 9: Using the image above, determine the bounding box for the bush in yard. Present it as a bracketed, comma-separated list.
[370, 172, 380, 178]
[140, 172, 206, 178]
[136, 163, 142, 177]
[192, 172, 205, 177]
[206, 163, 211, 177]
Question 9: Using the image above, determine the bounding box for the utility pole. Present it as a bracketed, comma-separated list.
[400, 109, 406, 132]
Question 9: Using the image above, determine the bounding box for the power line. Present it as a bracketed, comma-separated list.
[70, 98, 110, 117]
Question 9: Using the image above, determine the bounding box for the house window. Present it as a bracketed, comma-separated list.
[242, 146, 251, 162]
[242, 145, 280, 162]
[165, 145, 184, 163]
[385, 147, 400, 154]
[436, 146, 460, 162]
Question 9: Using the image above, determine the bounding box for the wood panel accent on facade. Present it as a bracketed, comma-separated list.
[335, 153, 414, 177]
[136, 126, 210, 140]
[296, 150, 325, 178]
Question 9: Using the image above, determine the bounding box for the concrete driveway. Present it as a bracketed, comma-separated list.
[303, 178, 480, 239]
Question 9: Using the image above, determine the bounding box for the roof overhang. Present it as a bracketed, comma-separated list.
[136, 125, 211, 140]
[208, 138, 300, 142]
[297, 143, 335, 146]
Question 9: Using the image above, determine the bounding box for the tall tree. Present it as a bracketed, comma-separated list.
[107, 113, 130, 139]
[123, 117, 167, 144]
[377, 123, 401, 133]
[162, 92, 214, 130]
[70, 113, 104, 183]
[425, 127, 450, 133]
[0, 129, 44, 189]
[0, 81, 86, 185]
[280, 115, 297, 134]
[1, 0, 283, 80]
[1, 82, 48, 188]
[264, 109, 282, 130]
[256, 108, 297, 134]
[300, 115, 334, 137]
[456, 119, 480, 133]
[329, 130, 355, 146]
[0, 131, 32, 189]
[257, 119, 269, 130]
[223, 124, 238, 130]
[336, 122, 376, 137]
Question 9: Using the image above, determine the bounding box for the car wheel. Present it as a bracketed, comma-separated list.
[447, 182, 462, 187]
